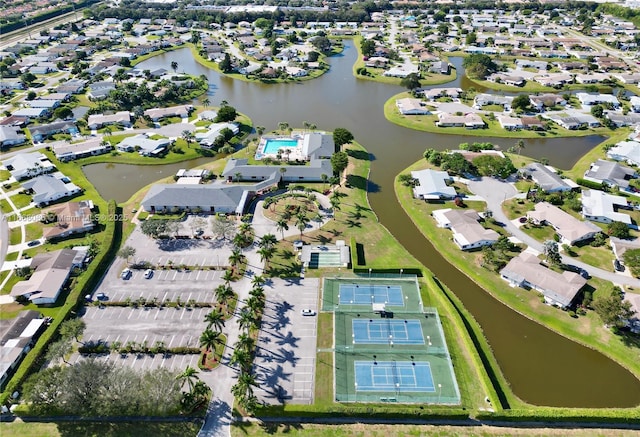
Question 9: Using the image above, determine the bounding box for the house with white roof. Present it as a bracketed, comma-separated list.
[436, 113, 485, 129]
[575, 92, 620, 109]
[196, 123, 240, 147]
[498, 115, 524, 130]
[527, 201, 600, 245]
[22, 173, 81, 206]
[3, 152, 55, 180]
[53, 138, 112, 162]
[10, 249, 80, 305]
[410, 169, 456, 200]
[12, 108, 50, 119]
[396, 98, 430, 115]
[473, 93, 513, 111]
[0, 126, 26, 148]
[607, 141, 640, 166]
[144, 105, 192, 121]
[581, 189, 632, 226]
[584, 159, 637, 191]
[521, 163, 574, 193]
[117, 134, 170, 156]
[500, 252, 587, 309]
[432, 208, 500, 250]
[87, 111, 132, 129]
[630, 96, 640, 113]
[301, 132, 334, 160]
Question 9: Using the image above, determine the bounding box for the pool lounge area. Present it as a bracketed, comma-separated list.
[256, 135, 304, 160]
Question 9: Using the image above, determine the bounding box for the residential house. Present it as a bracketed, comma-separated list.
[576, 92, 620, 109]
[222, 158, 333, 183]
[27, 100, 61, 110]
[432, 208, 500, 250]
[87, 81, 116, 100]
[521, 163, 575, 192]
[396, 98, 430, 115]
[10, 249, 80, 305]
[55, 79, 86, 95]
[515, 59, 548, 70]
[529, 94, 566, 112]
[575, 73, 610, 84]
[527, 201, 600, 245]
[301, 132, 335, 160]
[3, 152, 55, 180]
[582, 189, 632, 226]
[521, 116, 545, 131]
[12, 108, 50, 119]
[0, 310, 46, 386]
[498, 115, 524, 130]
[87, 111, 132, 129]
[116, 134, 170, 156]
[500, 252, 587, 309]
[22, 173, 81, 206]
[584, 159, 636, 191]
[196, 123, 240, 148]
[436, 113, 485, 129]
[0, 126, 26, 148]
[53, 138, 112, 162]
[473, 94, 513, 111]
[610, 236, 640, 265]
[423, 88, 463, 100]
[0, 116, 28, 128]
[613, 73, 640, 84]
[487, 73, 526, 87]
[533, 73, 572, 87]
[144, 105, 192, 122]
[141, 183, 257, 215]
[410, 169, 456, 200]
[606, 141, 640, 166]
[42, 201, 95, 240]
[29, 121, 77, 142]
[606, 112, 640, 128]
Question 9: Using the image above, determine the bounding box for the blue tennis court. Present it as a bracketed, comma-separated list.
[339, 284, 404, 306]
[352, 319, 425, 344]
[354, 361, 435, 392]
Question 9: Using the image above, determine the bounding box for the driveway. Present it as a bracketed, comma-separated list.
[467, 177, 640, 287]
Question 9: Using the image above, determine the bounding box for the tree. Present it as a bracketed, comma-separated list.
[204, 309, 225, 332]
[400, 73, 421, 92]
[181, 130, 195, 147]
[257, 246, 276, 269]
[462, 54, 497, 79]
[607, 221, 630, 239]
[228, 248, 246, 269]
[295, 214, 310, 238]
[117, 245, 136, 265]
[140, 220, 171, 238]
[215, 105, 237, 122]
[622, 248, 640, 277]
[20, 72, 36, 86]
[591, 104, 604, 119]
[230, 348, 251, 371]
[202, 98, 210, 107]
[60, 318, 86, 343]
[211, 215, 236, 241]
[214, 284, 234, 307]
[333, 128, 354, 151]
[275, 218, 289, 240]
[515, 139, 525, 155]
[311, 36, 331, 52]
[219, 53, 233, 74]
[177, 366, 200, 392]
[200, 329, 222, 352]
[278, 121, 289, 133]
[465, 31, 477, 45]
[512, 95, 531, 113]
[45, 338, 72, 364]
[259, 233, 277, 250]
[543, 240, 562, 265]
[171, 61, 178, 72]
[53, 106, 73, 120]
[331, 151, 349, 176]
[361, 38, 375, 57]
[593, 292, 635, 329]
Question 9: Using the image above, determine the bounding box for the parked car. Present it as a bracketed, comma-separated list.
[96, 292, 108, 301]
[301, 309, 316, 316]
[144, 269, 154, 279]
[27, 240, 40, 247]
[613, 260, 625, 272]
[121, 268, 132, 279]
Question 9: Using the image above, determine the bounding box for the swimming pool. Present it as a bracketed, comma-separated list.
[262, 138, 299, 155]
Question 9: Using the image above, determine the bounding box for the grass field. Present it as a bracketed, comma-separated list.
[0, 421, 202, 437]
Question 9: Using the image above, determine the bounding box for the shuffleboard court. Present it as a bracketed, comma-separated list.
[352, 319, 425, 344]
[339, 284, 404, 306]
[354, 361, 435, 392]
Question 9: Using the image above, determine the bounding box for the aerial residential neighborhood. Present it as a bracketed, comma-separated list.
[1, 1, 640, 436]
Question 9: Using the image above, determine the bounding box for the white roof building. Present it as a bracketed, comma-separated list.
[432, 208, 499, 251]
[581, 189, 632, 225]
[606, 141, 640, 166]
[3, 152, 55, 180]
[410, 169, 456, 200]
[527, 201, 600, 245]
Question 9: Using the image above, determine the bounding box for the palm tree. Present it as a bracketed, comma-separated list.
[222, 269, 234, 284]
[249, 286, 265, 304]
[202, 97, 210, 107]
[236, 332, 255, 352]
[181, 130, 195, 148]
[228, 248, 246, 269]
[256, 126, 265, 136]
[251, 275, 266, 287]
[313, 212, 323, 229]
[171, 61, 178, 72]
[177, 366, 200, 392]
[204, 309, 225, 332]
[237, 309, 254, 331]
[220, 100, 229, 107]
[516, 139, 525, 155]
[230, 347, 251, 370]
[275, 218, 289, 240]
[309, 123, 316, 131]
[257, 246, 275, 270]
[295, 213, 309, 238]
[200, 328, 222, 352]
[237, 372, 257, 398]
[302, 121, 310, 133]
[259, 233, 277, 249]
[278, 121, 289, 133]
[330, 196, 341, 211]
[245, 296, 264, 315]
[192, 380, 211, 402]
[214, 284, 234, 307]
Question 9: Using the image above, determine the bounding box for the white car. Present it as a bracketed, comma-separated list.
[144, 269, 154, 279]
[120, 268, 132, 279]
[301, 309, 316, 316]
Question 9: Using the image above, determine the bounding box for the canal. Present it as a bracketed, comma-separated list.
[85, 42, 640, 407]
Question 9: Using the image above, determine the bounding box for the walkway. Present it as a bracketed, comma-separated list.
[0, 185, 26, 293]
[466, 177, 639, 287]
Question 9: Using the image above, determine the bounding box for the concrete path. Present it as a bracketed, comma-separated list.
[0, 185, 25, 294]
[466, 177, 640, 287]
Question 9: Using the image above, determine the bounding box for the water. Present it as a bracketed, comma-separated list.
[263, 138, 299, 155]
[83, 42, 640, 407]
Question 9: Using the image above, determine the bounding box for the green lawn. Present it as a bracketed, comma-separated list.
[9, 227, 22, 245]
[9, 192, 33, 209]
[0, 421, 202, 437]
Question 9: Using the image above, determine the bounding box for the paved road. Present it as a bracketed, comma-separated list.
[467, 177, 639, 287]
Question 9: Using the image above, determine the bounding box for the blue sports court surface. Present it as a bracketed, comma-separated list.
[354, 361, 435, 392]
[352, 319, 424, 345]
[339, 284, 404, 306]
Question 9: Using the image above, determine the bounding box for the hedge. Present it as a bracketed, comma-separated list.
[0, 201, 120, 405]
[477, 408, 640, 424]
[576, 178, 604, 190]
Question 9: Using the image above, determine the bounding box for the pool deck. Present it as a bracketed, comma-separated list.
[255, 134, 306, 161]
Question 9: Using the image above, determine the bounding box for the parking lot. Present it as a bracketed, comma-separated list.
[253, 278, 319, 405]
[81, 306, 208, 349]
[70, 351, 201, 372]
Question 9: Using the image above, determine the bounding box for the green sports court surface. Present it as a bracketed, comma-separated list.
[324, 275, 461, 404]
